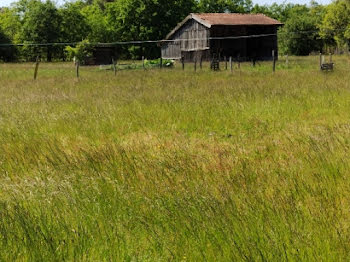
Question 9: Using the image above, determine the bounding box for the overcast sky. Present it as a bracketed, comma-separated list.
[0, 0, 333, 7]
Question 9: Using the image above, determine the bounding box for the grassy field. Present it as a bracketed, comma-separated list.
[1, 56, 350, 261]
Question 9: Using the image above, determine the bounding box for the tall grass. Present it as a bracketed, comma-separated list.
[1, 56, 350, 260]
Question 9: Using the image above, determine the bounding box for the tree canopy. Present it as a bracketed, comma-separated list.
[0, 0, 349, 61]
[197, 0, 252, 13]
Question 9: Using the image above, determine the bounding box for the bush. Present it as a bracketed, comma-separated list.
[65, 40, 93, 63]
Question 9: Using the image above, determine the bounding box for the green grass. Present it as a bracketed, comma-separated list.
[1, 56, 350, 261]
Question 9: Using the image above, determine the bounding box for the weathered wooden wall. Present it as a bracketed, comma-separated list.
[92, 47, 116, 65]
[162, 19, 280, 62]
[162, 19, 210, 60]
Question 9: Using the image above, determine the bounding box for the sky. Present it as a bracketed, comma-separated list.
[0, 0, 333, 7]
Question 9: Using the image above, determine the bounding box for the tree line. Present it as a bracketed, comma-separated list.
[0, 0, 349, 62]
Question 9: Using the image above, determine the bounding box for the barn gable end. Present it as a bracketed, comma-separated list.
[161, 17, 210, 60]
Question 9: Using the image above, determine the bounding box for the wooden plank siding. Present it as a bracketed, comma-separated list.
[161, 19, 209, 60]
[210, 25, 278, 61]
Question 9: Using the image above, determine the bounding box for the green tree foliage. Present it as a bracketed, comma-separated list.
[265, 3, 295, 23]
[251, 3, 308, 23]
[18, 0, 61, 61]
[60, 1, 90, 43]
[1, 0, 349, 61]
[321, 0, 350, 49]
[56, 1, 91, 60]
[65, 39, 93, 62]
[0, 27, 16, 61]
[251, 4, 274, 18]
[0, 7, 21, 42]
[103, 0, 197, 58]
[278, 5, 323, 55]
[0, 7, 20, 61]
[197, 0, 252, 13]
[81, 3, 109, 43]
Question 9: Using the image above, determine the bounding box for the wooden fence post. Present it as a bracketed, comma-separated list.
[194, 59, 197, 72]
[34, 56, 40, 80]
[238, 54, 241, 70]
[76, 60, 80, 78]
[319, 52, 322, 70]
[160, 57, 163, 69]
[112, 58, 117, 76]
[182, 57, 185, 70]
[286, 54, 289, 68]
[224, 56, 227, 70]
[272, 50, 276, 73]
[200, 56, 203, 70]
[142, 56, 145, 70]
[330, 53, 332, 63]
[229, 56, 233, 73]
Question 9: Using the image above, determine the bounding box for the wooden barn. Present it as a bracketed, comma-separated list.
[161, 13, 283, 62]
[92, 46, 115, 65]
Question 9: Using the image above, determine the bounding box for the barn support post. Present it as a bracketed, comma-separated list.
[76, 60, 80, 78]
[34, 56, 40, 80]
[272, 50, 276, 73]
[230, 56, 233, 73]
[210, 54, 220, 71]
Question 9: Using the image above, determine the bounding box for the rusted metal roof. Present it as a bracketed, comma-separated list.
[193, 13, 283, 26]
[165, 13, 282, 40]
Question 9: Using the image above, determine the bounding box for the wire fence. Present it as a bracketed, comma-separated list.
[1, 29, 349, 80]
[1, 28, 348, 67]
[1, 53, 348, 82]
[0, 33, 279, 47]
[0, 26, 350, 47]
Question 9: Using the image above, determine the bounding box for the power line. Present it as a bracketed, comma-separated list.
[0, 33, 281, 47]
[0, 28, 346, 47]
